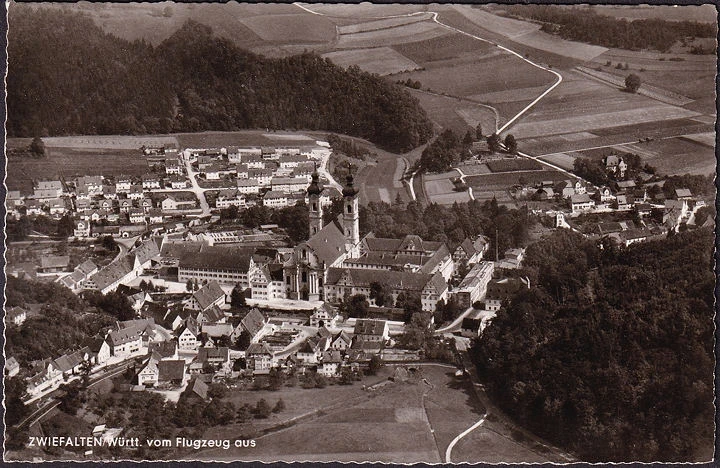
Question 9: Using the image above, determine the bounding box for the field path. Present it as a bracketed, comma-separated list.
[295, 2, 561, 137]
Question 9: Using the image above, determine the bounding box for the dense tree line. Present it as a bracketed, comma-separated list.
[222, 202, 309, 242]
[359, 198, 533, 254]
[4, 277, 128, 365]
[470, 228, 715, 461]
[418, 129, 473, 173]
[8, 9, 433, 153]
[507, 5, 717, 52]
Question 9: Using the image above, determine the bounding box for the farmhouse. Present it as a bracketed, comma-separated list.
[157, 360, 188, 386]
[170, 176, 188, 189]
[106, 327, 143, 357]
[34, 180, 64, 199]
[216, 189, 245, 209]
[142, 175, 161, 190]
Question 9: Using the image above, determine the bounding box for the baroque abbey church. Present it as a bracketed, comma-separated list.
[283, 171, 452, 312]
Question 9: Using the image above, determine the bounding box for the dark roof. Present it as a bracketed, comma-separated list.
[307, 171, 323, 196]
[41, 255, 70, 269]
[241, 308, 265, 337]
[305, 221, 347, 266]
[178, 245, 253, 272]
[91, 256, 134, 291]
[354, 319, 387, 336]
[148, 341, 176, 359]
[342, 174, 358, 197]
[75, 260, 98, 275]
[157, 360, 186, 382]
[321, 350, 342, 363]
[461, 318, 482, 331]
[193, 281, 226, 311]
[363, 234, 444, 254]
[107, 327, 141, 346]
[326, 268, 443, 293]
[132, 239, 161, 265]
[246, 342, 273, 356]
[201, 305, 225, 323]
[197, 347, 230, 362]
[189, 377, 209, 400]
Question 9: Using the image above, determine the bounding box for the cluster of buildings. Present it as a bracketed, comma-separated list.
[6, 146, 200, 238]
[188, 143, 336, 209]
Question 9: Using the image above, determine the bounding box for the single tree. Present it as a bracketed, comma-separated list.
[186, 279, 194, 292]
[475, 123, 483, 140]
[254, 399, 271, 419]
[273, 398, 286, 413]
[368, 355, 383, 375]
[30, 137, 45, 156]
[487, 133, 501, 153]
[625, 74, 641, 93]
[231, 285, 247, 308]
[504, 134, 518, 154]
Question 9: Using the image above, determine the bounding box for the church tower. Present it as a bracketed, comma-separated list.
[307, 168, 323, 238]
[342, 174, 360, 258]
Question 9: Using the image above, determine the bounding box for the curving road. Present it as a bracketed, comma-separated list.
[294, 3, 564, 202]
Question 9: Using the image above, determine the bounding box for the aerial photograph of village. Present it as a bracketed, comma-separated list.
[2, 1, 716, 464]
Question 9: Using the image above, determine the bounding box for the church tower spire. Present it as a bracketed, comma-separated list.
[307, 164, 323, 238]
[342, 173, 360, 258]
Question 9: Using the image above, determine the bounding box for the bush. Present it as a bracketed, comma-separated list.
[273, 399, 286, 413]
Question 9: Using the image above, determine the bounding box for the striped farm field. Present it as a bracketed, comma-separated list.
[239, 14, 336, 42]
[337, 14, 430, 34]
[449, 5, 541, 39]
[322, 47, 421, 75]
[336, 21, 450, 48]
[537, 153, 577, 171]
[512, 105, 700, 139]
[407, 90, 497, 135]
[303, 3, 427, 18]
[510, 30, 608, 62]
[393, 33, 495, 65]
[681, 132, 715, 148]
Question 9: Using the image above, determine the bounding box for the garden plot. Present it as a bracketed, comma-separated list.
[537, 153, 577, 171]
[467, 170, 570, 191]
[336, 21, 450, 48]
[469, 85, 552, 104]
[322, 47, 422, 75]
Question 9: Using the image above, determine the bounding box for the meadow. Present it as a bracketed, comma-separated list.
[336, 21, 450, 49]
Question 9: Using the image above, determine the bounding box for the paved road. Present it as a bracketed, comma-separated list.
[183, 155, 211, 216]
[435, 306, 475, 334]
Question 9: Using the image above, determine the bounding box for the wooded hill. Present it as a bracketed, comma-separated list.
[7, 8, 433, 153]
[471, 228, 715, 462]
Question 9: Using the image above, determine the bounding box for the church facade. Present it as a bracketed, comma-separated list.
[283, 171, 451, 311]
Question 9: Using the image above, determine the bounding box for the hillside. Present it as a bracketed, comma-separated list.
[471, 228, 715, 462]
[7, 8, 433, 152]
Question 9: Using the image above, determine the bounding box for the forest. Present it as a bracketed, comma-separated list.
[470, 228, 715, 462]
[4, 276, 134, 366]
[7, 8, 433, 153]
[506, 5, 717, 52]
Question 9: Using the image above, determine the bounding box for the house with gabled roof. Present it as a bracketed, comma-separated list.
[197, 304, 226, 324]
[148, 341, 178, 361]
[197, 347, 231, 374]
[5, 356, 20, 377]
[319, 350, 343, 377]
[453, 235, 489, 268]
[157, 360, 187, 386]
[177, 317, 200, 350]
[246, 342, 274, 373]
[239, 308, 267, 342]
[330, 331, 352, 351]
[137, 358, 159, 386]
[188, 281, 227, 312]
[106, 328, 143, 357]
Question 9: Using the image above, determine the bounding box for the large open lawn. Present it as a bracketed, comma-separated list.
[407, 90, 497, 136]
